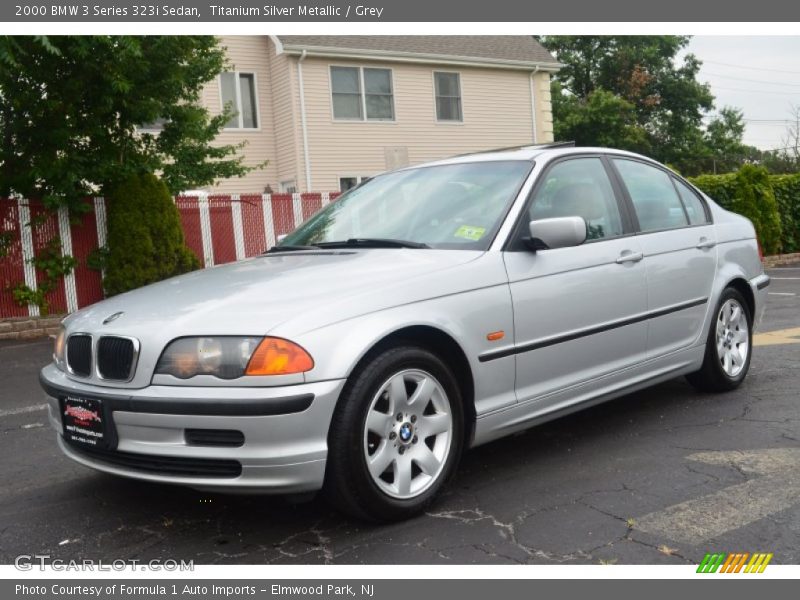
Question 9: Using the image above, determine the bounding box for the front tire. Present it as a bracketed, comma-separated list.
[324, 345, 464, 522]
[686, 287, 752, 392]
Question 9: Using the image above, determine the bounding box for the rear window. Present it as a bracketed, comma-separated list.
[613, 159, 689, 232]
[673, 178, 710, 225]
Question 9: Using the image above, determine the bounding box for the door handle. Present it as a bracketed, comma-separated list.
[696, 237, 717, 250]
[616, 251, 644, 264]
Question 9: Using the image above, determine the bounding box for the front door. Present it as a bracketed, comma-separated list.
[502, 156, 649, 404]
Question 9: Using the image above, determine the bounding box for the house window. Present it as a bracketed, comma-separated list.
[138, 117, 167, 133]
[331, 66, 394, 121]
[280, 180, 297, 194]
[364, 68, 394, 120]
[434, 71, 462, 122]
[220, 71, 258, 129]
[339, 176, 371, 192]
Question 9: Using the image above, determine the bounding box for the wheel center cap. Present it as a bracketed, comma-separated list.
[399, 422, 414, 443]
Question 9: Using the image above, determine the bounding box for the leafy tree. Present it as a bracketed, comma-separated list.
[702, 107, 750, 174]
[0, 36, 254, 208]
[102, 173, 200, 296]
[541, 36, 726, 175]
[552, 85, 649, 152]
[760, 149, 800, 174]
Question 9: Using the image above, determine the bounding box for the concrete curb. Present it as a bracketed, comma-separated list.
[0, 315, 64, 340]
[763, 252, 800, 268]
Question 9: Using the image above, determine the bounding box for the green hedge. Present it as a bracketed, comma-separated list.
[103, 173, 200, 296]
[689, 166, 789, 255]
[690, 173, 738, 211]
[771, 174, 800, 253]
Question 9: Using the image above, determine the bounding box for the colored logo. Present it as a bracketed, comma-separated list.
[697, 552, 773, 573]
[399, 422, 413, 442]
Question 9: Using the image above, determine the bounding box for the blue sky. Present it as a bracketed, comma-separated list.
[684, 36, 800, 151]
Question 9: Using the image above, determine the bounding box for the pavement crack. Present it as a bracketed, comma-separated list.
[272, 520, 335, 564]
[426, 507, 592, 563]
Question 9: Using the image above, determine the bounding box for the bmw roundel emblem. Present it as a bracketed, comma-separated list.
[103, 311, 124, 325]
[399, 423, 413, 442]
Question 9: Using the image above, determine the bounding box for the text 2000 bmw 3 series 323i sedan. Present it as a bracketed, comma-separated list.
[40, 145, 770, 521]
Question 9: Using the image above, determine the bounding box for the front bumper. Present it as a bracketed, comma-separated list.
[40, 363, 345, 493]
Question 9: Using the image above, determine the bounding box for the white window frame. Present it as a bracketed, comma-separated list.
[279, 180, 297, 194]
[137, 118, 168, 135]
[219, 71, 261, 131]
[329, 65, 396, 123]
[338, 175, 372, 192]
[432, 70, 464, 124]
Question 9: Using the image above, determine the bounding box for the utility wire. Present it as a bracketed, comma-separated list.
[712, 86, 800, 96]
[700, 71, 800, 88]
[702, 60, 800, 76]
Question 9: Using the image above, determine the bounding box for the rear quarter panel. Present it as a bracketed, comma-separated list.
[700, 198, 764, 339]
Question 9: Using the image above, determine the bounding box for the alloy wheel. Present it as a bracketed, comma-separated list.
[363, 369, 453, 500]
[715, 298, 749, 377]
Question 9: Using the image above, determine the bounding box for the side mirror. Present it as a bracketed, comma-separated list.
[527, 216, 587, 251]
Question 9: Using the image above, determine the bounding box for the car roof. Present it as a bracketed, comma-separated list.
[415, 144, 655, 168]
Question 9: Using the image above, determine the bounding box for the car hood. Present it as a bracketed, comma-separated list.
[65, 249, 483, 337]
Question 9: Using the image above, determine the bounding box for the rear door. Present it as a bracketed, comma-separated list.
[501, 156, 648, 404]
[609, 158, 717, 359]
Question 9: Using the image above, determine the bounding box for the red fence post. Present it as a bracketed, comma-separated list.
[175, 195, 206, 267]
[69, 200, 104, 310]
[0, 198, 29, 318]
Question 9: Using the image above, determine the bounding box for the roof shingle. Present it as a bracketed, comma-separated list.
[276, 36, 558, 66]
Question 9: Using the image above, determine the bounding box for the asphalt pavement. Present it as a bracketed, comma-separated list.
[1, 267, 798, 565]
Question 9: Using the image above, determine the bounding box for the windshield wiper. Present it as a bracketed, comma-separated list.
[264, 244, 321, 253]
[317, 238, 430, 249]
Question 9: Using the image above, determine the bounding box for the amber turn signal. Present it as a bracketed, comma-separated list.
[245, 337, 314, 375]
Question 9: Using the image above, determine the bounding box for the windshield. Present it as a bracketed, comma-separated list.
[279, 160, 532, 251]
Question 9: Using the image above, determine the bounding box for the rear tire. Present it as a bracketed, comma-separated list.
[686, 287, 752, 392]
[324, 345, 464, 522]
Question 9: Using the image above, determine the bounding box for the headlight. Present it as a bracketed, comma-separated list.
[53, 326, 67, 371]
[155, 336, 314, 379]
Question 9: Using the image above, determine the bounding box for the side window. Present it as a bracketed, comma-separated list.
[220, 72, 259, 129]
[613, 159, 689, 232]
[434, 72, 463, 122]
[528, 158, 624, 241]
[673, 178, 710, 225]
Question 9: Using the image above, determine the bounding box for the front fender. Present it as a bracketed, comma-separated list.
[292, 282, 518, 417]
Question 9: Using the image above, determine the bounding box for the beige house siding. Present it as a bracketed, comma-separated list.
[201, 36, 278, 194]
[296, 57, 539, 192]
[266, 43, 302, 191]
[532, 71, 554, 143]
[203, 37, 558, 194]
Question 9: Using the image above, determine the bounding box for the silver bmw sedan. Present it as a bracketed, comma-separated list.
[40, 144, 769, 521]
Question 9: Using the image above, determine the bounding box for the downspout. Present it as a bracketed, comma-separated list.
[297, 49, 313, 191]
[529, 66, 540, 144]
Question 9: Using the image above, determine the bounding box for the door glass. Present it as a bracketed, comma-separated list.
[673, 178, 710, 225]
[613, 159, 689, 232]
[528, 158, 623, 241]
